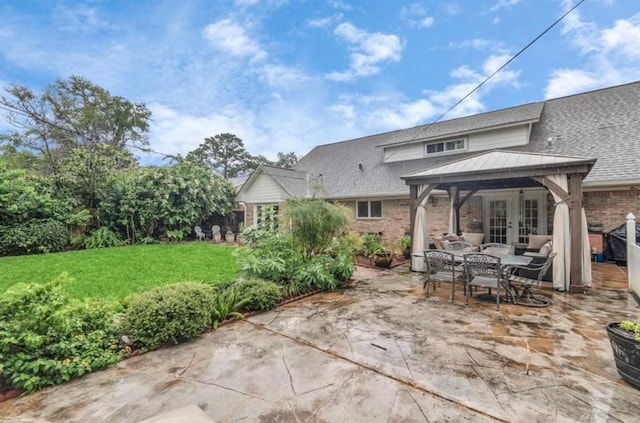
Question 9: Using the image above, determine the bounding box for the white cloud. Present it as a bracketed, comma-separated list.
[420, 17, 435, 28]
[329, 1, 353, 11]
[202, 19, 267, 61]
[451, 38, 498, 50]
[326, 23, 403, 81]
[326, 52, 522, 133]
[259, 64, 311, 87]
[308, 14, 343, 28]
[544, 69, 598, 99]
[602, 19, 640, 59]
[545, 6, 640, 98]
[400, 3, 435, 28]
[489, 0, 521, 12]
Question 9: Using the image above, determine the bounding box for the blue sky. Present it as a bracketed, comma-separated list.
[1, 0, 639, 163]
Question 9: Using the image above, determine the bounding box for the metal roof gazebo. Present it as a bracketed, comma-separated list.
[401, 150, 597, 293]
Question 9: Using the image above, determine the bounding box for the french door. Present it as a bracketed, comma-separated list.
[484, 192, 548, 245]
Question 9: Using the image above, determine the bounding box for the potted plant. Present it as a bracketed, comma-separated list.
[225, 230, 235, 243]
[606, 319, 640, 389]
[372, 246, 393, 268]
[395, 235, 412, 259]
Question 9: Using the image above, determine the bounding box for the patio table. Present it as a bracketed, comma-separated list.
[448, 251, 533, 304]
[416, 251, 533, 303]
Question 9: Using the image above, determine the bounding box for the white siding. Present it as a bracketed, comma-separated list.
[467, 125, 528, 152]
[384, 143, 424, 162]
[236, 173, 286, 202]
[383, 125, 529, 163]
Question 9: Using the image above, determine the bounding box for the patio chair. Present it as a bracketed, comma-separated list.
[444, 240, 476, 252]
[194, 225, 205, 241]
[423, 250, 464, 302]
[506, 253, 556, 307]
[463, 253, 503, 310]
[480, 243, 514, 256]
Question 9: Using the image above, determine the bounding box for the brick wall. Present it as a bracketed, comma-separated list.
[341, 199, 411, 247]
[584, 190, 640, 232]
[425, 195, 483, 237]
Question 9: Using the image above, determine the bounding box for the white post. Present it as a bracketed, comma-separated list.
[627, 213, 637, 292]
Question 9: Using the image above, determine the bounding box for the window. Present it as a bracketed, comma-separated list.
[356, 200, 382, 218]
[425, 138, 466, 155]
[256, 204, 279, 230]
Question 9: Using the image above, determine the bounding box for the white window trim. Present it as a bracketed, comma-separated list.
[356, 200, 383, 220]
[424, 137, 467, 157]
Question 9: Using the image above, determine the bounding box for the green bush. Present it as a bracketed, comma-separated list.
[0, 219, 67, 256]
[234, 279, 282, 311]
[0, 275, 121, 393]
[84, 227, 125, 249]
[122, 282, 216, 350]
[284, 199, 350, 256]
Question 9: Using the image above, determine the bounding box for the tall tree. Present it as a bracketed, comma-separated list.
[187, 133, 251, 179]
[273, 151, 299, 168]
[0, 75, 150, 175]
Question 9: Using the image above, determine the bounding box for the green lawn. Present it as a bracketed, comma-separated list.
[0, 243, 240, 299]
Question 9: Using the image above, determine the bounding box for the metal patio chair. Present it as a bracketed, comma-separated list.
[506, 253, 556, 307]
[423, 250, 464, 302]
[445, 240, 476, 252]
[480, 243, 515, 256]
[463, 253, 504, 310]
[194, 225, 206, 241]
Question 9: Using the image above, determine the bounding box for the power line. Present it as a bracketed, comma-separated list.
[0, 102, 175, 159]
[346, 0, 586, 187]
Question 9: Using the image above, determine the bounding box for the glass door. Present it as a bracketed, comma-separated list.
[484, 192, 548, 245]
[487, 199, 509, 244]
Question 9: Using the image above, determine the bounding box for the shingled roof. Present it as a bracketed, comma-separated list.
[293, 81, 640, 198]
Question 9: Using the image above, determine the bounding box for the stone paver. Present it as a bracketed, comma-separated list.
[1, 263, 639, 422]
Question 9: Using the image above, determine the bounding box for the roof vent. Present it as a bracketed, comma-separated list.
[358, 163, 363, 171]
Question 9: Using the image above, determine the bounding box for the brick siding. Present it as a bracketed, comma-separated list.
[584, 190, 640, 232]
[240, 189, 639, 247]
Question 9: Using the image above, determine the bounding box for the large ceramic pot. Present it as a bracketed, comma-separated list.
[606, 322, 640, 389]
[373, 253, 393, 268]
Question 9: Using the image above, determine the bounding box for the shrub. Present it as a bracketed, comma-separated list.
[0, 275, 121, 393]
[361, 233, 384, 257]
[234, 279, 282, 311]
[0, 219, 67, 256]
[84, 227, 125, 249]
[284, 199, 350, 257]
[293, 256, 337, 291]
[122, 283, 215, 350]
[210, 287, 247, 329]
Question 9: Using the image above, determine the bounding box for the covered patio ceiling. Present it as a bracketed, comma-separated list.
[401, 150, 597, 293]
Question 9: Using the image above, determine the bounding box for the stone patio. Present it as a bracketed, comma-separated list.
[1, 262, 638, 422]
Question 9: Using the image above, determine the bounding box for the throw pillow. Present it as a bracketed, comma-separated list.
[527, 235, 553, 250]
[538, 240, 553, 256]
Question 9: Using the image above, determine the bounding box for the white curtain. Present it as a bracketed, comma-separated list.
[548, 174, 571, 291]
[411, 184, 433, 272]
[581, 208, 592, 287]
[448, 186, 458, 235]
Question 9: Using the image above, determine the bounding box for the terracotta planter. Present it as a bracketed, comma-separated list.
[606, 322, 640, 389]
[212, 233, 221, 243]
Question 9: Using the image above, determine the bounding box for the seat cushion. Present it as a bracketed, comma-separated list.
[461, 232, 485, 246]
[468, 275, 499, 288]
